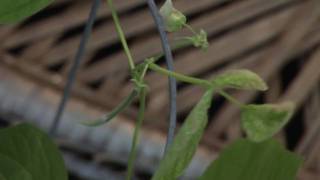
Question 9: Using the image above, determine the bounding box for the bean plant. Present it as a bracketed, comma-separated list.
[0, 0, 303, 180]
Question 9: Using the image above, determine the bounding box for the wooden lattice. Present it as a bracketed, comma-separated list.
[1, 0, 320, 179]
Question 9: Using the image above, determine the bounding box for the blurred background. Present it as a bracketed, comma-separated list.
[0, 0, 320, 179]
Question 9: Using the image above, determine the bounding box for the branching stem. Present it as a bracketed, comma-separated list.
[149, 63, 245, 108]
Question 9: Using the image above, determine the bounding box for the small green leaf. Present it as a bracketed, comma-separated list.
[160, 0, 187, 32]
[0, 0, 53, 24]
[152, 88, 214, 180]
[241, 102, 295, 142]
[212, 69, 268, 91]
[0, 154, 32, 180]
[0, 123, 68, 180]
[199, 139, 302, 180]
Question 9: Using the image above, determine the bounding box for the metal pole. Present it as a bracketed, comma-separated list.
[146, 0, 178, 153]
[49, 0, 101, 135]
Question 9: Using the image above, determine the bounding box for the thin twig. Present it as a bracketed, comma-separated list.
[146, 0, 178, 154]
[49, 0, 101, 135]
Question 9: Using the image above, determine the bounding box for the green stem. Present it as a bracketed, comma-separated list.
[172, 38, 195, 50]
[139, 64, 150, 82]
[81, 89, 138, 126]
[184, 23, 198, 35]
[107, 0, 135, 70]
[149, 63, 211, 88]
[218, 90, 244, 107]
[151, 39, 194, 63]
[126, 87, 147, 180]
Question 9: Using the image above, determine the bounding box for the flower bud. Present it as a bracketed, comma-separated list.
[194, 29, 209, 50]
[185, 29, 209, 51]
[160, 0, 187, 32]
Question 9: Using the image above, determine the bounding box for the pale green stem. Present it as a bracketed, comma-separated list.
[218, 90, 245, 108]
[184, 23, 198, 35]
[126, 87, 147, 180]
[139, 64, 150, 82]
[107, 0, 135, 70]
[149, 62, 244, 107]
[149, 63, 212, 88]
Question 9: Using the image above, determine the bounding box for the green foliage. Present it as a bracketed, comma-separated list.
[0, 0, 53, 24]
[199, 139, 302, 180]
[152, 88, 214, 180]
[212, 69, 268, 91]
[241, 102, 295, 142]
[160, 0, 187, 32]
[0, 154, 32, 180]
[0, 123, 68, 180]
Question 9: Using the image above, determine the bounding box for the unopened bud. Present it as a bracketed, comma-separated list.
[160, 0, 187, 32]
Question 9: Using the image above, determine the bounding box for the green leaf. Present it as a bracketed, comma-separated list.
[199, 139, 302, 180]
[212, 69, 268, 91]
[0, 0, 53, 24]
[0, 154, 32, 180]
[152, 88, 214, 180]
[160, 0, 187, 32]
[241, 102, 295, 142]
[0, 123, 68, 180]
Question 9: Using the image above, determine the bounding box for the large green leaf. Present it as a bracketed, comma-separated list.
[212, 69, 268, 91]
[152, 88, 214, 180]
[241, 102, 295, 142]
[0, 0, 53, 24]
[199, 139, 302, 180]
[0, 154, 32, 180]
[0, 123, 68, 180]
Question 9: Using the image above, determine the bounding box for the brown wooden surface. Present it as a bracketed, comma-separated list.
[1, 0, 320, 178]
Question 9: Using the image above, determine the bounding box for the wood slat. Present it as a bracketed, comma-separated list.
[2, 0, 144, 48]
